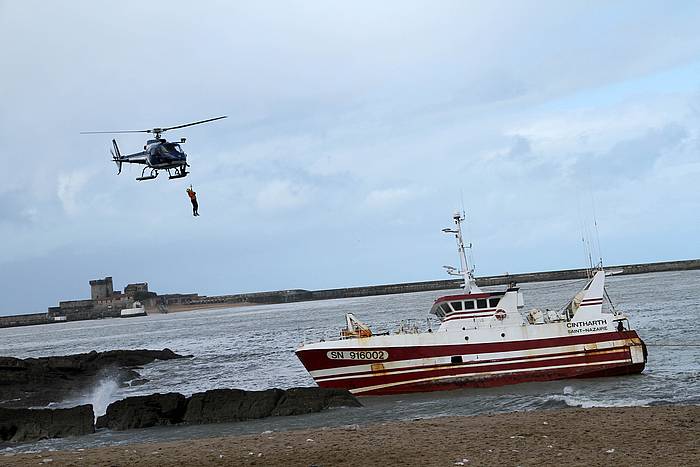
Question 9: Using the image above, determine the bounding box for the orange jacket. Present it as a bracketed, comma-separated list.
[186, 189, 196, 200]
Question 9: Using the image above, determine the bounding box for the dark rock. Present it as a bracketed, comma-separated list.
[0, 349, 189, 408]
[92, 387, 363, 432]
[272, 387, 362, 416]
[0, 404, 94, 442]
[184, 388, 284, 424]
[181, 387, 361, 425]
[90, 348, 189, 368]
[119, 369, 143, 387]
[95, 393, 188, 430]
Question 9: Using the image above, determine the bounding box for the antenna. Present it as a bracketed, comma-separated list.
[442, 211, 482, 293]
[580, 166, 604, 270]
[585, 221, 594, 272]
[589, 188, 603, 269]
[576, 193, 593, 279]
[459, 191, 476, 273]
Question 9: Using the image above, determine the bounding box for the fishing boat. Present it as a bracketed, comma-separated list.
[296, 212, 647, 395]
[120, 301, 147, 318]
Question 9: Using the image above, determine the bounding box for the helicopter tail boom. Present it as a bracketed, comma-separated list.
[111, 139, 123, 175]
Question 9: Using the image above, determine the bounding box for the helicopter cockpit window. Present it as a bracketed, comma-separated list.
[162, 143, 182, 154]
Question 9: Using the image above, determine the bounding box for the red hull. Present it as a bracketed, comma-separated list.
[297, 331, 646, 395]
[316, 361, 646, 395]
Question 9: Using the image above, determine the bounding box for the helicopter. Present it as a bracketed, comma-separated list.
[81, 116, 227, 181]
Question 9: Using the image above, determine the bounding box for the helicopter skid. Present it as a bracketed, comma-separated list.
[136, 167, 159, 181]
[167, 166, 189, 180]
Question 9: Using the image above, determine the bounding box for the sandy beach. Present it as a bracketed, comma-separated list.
[4, 405, 697, 466]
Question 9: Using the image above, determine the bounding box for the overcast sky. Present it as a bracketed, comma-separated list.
[1, 1, 699, 315]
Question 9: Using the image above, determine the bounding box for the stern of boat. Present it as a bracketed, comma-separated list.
[625, 330, 647, 371]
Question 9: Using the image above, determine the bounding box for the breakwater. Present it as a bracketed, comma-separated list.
[0, 313, 50, 328]
[1, 259, 698, 328]
[184, 258, 700, 306]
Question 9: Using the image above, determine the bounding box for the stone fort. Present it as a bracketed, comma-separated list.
[47, 277, 156, 321]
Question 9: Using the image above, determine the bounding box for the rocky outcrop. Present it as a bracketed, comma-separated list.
[183, 388, 284, 424]
[0, 386, 363, 440]
[95, 393, 188, 430]
[0, 349, 189, 408]
[271, 387, 363, 416]
[0, 405, 94, 442]
[99, 387, 362, 431]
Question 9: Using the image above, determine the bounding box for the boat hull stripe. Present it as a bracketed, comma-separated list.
[296, 331, 641, 371]
[443, 313, 494, 321]
[312, 345, 629, 382]
[342, 359, 636, 395]
[309, 339, 627, 379]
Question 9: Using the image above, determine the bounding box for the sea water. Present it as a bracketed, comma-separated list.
[1, 270, 698, 452]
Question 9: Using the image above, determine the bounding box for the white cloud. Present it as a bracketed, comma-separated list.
[256, 180, 312, 211]
[364, 188, 414, 209]
[20, 208, 39, 224]
[2, 2, 700, 313]
[56, 169, 92, 215]
[511, 97, 688, 157]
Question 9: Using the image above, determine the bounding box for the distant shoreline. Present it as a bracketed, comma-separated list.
[139, 258, 700, 312]
[162, 302, 251, 313]
[5, 405, 699, 466]
[1, 258, 698, 328]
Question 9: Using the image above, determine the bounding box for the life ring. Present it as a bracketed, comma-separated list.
[494, 309, 507, 321]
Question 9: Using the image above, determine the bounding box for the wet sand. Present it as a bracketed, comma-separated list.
[4, 405, 698, 466]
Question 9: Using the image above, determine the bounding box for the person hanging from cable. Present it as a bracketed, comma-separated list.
[186, 185, 199, 216]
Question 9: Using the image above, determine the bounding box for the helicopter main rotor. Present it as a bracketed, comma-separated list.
[81, 115, 227, 139]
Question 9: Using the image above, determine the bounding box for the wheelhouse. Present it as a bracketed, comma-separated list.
[429, 292, 506, 320]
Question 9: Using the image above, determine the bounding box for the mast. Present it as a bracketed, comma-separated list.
[442, 211, 482, 294]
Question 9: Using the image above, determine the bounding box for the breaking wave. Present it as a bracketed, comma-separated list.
[77, 375, 119, 418]
[542, 385, 654, 409]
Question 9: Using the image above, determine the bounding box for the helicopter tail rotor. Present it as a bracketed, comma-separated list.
[111, 139, 123, 175]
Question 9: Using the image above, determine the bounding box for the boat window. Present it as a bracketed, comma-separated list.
[465, 300, 475, 310]
[441, 303, 452, 314]
[489, 298, 500, 308]
[452, 301, 463, 311]
[477, 299, 487, 309]
[451, 355, 463, 364]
